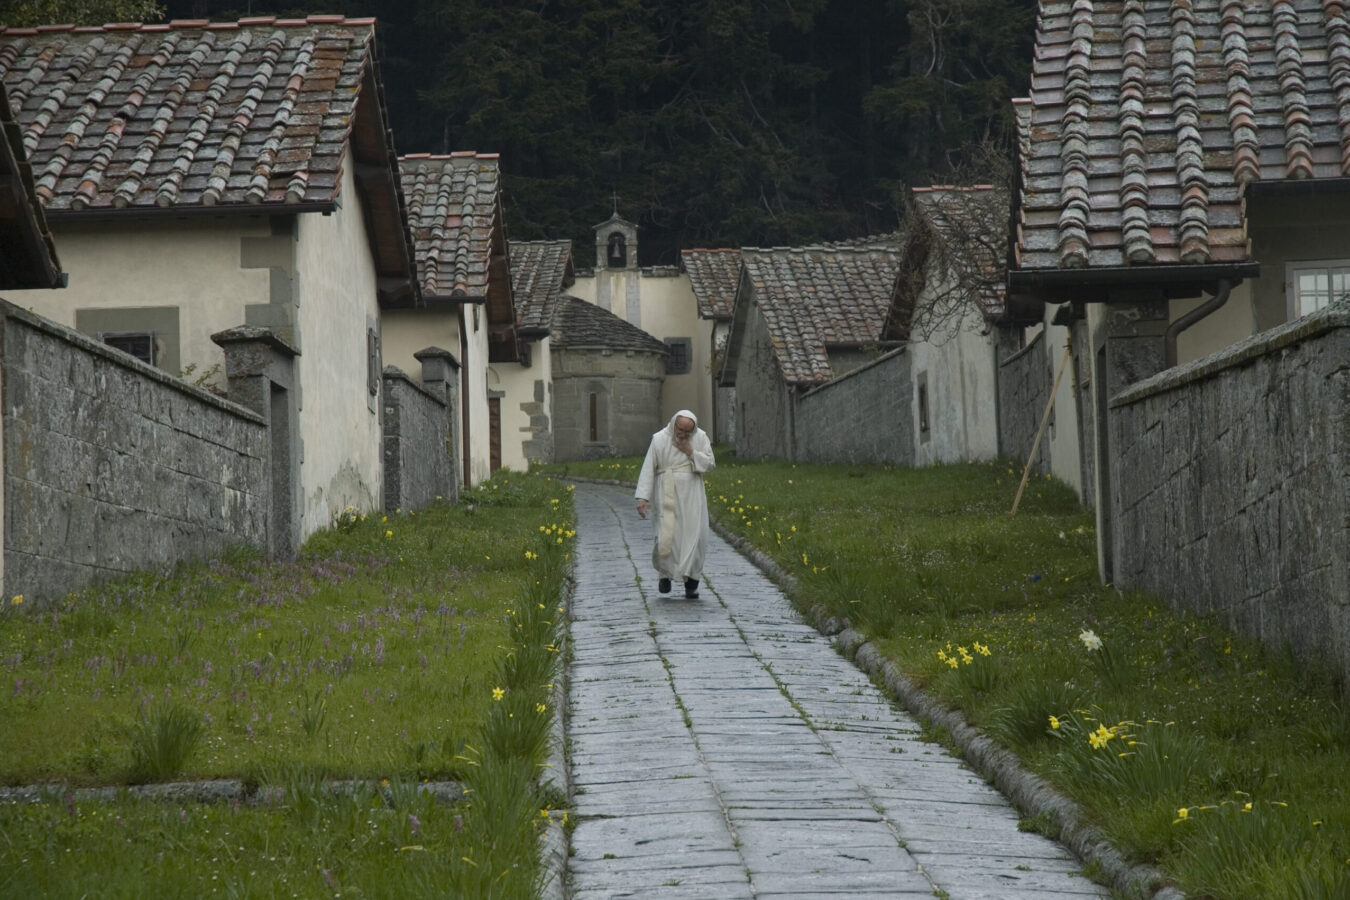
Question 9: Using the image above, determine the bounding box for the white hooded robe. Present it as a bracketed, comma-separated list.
[635, 410, 715, 582]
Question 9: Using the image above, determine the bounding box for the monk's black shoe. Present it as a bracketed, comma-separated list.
[658, 577, 671, 594]
[684, 579, 699, 599]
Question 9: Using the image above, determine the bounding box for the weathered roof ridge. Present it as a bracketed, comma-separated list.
[1118, 0, 1152, 263]
[401, 151, 501, 161]
[1327, 0, 1350, 174]
[0, 15, 377, 35]
[1054, 0, 1093, 269]
[912, 184, 995, 193]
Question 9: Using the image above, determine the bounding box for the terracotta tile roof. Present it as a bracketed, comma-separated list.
[895, 186, 1007, 331]
[550, 295, 669, 355]
[399, 152, 503, 300]
[738, 243, 901, 386]
[0, 17, 418, 305]
[0, 17, 378, 212]
[681, 248, 741, 320]
[1014, 0, 1350, 275]
[1, 79, 61, 289]
[509, 239, 573, 333]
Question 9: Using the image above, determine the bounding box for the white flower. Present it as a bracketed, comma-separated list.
[1079, 628, 1103, 651]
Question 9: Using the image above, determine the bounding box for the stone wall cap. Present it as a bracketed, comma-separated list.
[382, 364, 449, 407]
[210, 325, 301, 357]
[413, 346, 461, 368]
[1112, 301, 1350, 408]
[2, 298, 265, 424]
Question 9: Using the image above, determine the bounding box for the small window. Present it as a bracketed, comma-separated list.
[1287, 260, 1350, 318]
[664, 338, 692, 375]
[586, 388, 608, 442]
[917, 381, 930, 442]
[367, 327, 381, 396]
[101, 331, 156, 366]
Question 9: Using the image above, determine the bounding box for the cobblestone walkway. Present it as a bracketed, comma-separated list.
[565, 482, 1110, 899]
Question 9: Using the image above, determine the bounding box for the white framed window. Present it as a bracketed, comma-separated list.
[1286, 259, 1350, 318]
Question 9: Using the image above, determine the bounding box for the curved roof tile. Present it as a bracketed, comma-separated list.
[738, 244, 900, 386]
[0, 18, 378, 212]
[509, 240, 573, 332]
[399, 153, 502, 300]
[550, 295, 669, 354]
[681, 248, 741, 320]
[1015, 0, 1350, 273]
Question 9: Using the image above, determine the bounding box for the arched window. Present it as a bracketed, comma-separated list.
[607, 232, 627, 267]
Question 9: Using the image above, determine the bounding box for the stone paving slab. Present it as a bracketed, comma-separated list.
[565, 482, 1111, 899]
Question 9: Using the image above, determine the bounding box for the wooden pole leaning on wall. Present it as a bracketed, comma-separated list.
[1011, 337, 1074, 517]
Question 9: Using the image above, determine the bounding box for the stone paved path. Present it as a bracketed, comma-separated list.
[565, 482, 1111, 899]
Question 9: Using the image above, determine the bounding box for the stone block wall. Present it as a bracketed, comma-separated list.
[996, 328, 1051, 473]
[381, 365, 454, 512]
[1109, 305, 1350, 680]
[2, 301, 269, 603]
[552, 348, 665, 461]
[794, 348, 915, 465]
[520, 378, 553, 465]
[732, 302, 791, 460]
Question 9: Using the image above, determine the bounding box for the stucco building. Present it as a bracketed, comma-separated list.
[0, 16, 420, 546]
[570, 213, 716, 433]
[549, 295, 668, 461]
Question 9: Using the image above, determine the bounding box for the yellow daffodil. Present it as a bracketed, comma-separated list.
[9, 595, 21, 605]
[1049, 715, 1060, 730]
[1174, 807, 1190, 823]
[1088, 724, 1114, 749]
[385, 530, 393, 538]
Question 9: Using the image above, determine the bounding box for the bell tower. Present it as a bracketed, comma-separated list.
[594, 210, 638, 271]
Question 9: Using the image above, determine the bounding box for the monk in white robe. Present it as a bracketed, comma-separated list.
[635, 410, 715, 598]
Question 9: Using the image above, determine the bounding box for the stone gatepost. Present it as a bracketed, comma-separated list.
[212, 326, 300, 561]
[1097, 297, 1168, 585]
[1101, 298, 1169, 397]
[414, 346, 460, 502]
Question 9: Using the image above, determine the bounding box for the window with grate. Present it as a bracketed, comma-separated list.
[101, 331, 156, 366]
[664, 337, 692, 375]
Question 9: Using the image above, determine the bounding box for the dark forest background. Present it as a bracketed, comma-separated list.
[4, 0, 1038, 265]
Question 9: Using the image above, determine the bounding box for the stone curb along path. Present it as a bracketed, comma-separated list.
[560, 476, 1185, 900]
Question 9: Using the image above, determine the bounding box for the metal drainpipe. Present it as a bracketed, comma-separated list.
[1164, 279, 1233, 367]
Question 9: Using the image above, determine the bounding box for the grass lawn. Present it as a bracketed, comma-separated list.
[541, 451, 1350, 900]
[0, 473, 573, 899]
